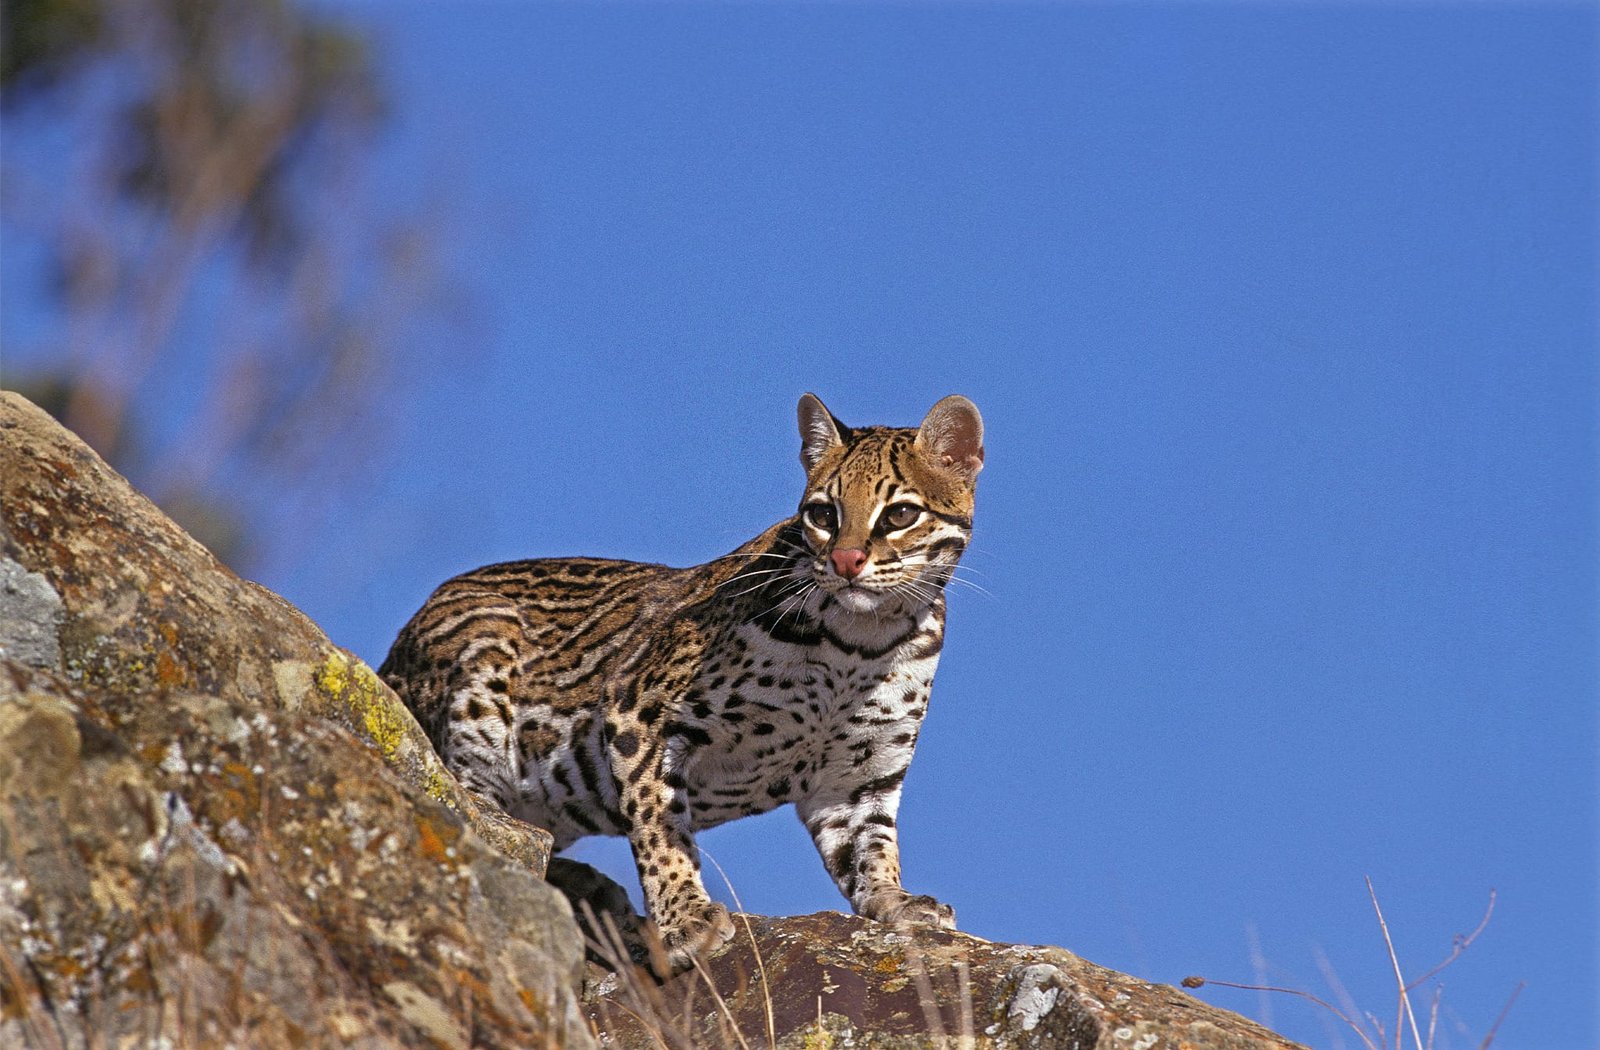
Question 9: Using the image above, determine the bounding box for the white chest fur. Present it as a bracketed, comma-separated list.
[675, 612, 941, 829]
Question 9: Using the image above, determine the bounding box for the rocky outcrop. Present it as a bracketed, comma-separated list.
[582, 905, 1305, 1049]
[0, 391, 1301, 1049]
[0, 392, 590, 1048]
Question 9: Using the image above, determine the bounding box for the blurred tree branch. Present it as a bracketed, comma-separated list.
[2, 0, 458, 572]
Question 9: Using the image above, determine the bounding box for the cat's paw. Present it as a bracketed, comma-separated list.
[866, 890, 957, 931]
[660, 900, 737, 974]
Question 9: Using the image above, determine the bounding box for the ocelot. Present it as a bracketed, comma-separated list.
[379, 394, 984, 971]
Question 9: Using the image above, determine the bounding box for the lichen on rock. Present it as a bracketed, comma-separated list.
[0, 392, 585, 1048]
[580, 899, 1308, 1049]
[0, 391, 1306, 1050]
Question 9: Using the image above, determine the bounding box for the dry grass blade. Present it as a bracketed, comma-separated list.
[579, 902, 676, 1050]
[702, 850, 776, 1049]
[906, 949, 948, 1040]
[578, 892, 766, 1050]
[0, 940, 69, 1050]
[955, 960, 976, 1048]
[1183, 976, 1380, 1050]
[1364, 876, 1425, 1050]
[687, 955, 754, 1050]
[1476, 982, 1524, 1050]
[1404, 889, 1496, 994]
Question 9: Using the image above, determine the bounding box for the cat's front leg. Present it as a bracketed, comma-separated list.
[796, 773, 956, 931]
[605, 726, 735, 974]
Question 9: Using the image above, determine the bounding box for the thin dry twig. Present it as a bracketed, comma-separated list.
[1183, 976, 1380, 1050]
[687, 955, 752, 1050]
[906, 949, 948, 1040]
[1190, 881, 1518, 1050]
[0, 938, 69, 1050]
[1313, 942, 1366, 1045]
[702, 850, 776, 1049]
[955, 959, 976, 1048]
[1476, 982, 1524, 1050]
[1405, 889, 1497, 994]
[1365, 876, 1425, 1050]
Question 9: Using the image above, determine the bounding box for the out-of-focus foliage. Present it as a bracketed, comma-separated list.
[1, 0, 447, 571]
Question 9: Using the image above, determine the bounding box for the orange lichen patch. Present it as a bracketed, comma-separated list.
[872, 954, 903, 974]
[517, 985, 552, 1022]
[154, 648, 184, 686]
[415, 815, 453, 864]
[452, 965, 494, 1004]
[121, 964, 156, 995]
[214, 761, 261, 820]
[221, 760, 255, 782]
[212, 761, 262, 819]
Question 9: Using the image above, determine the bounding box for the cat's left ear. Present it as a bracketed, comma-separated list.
[917, 395, 984, 480]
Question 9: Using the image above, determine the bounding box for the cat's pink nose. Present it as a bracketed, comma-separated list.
[830, 548, 868, 579]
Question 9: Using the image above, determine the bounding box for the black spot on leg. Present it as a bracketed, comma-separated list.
[829, 842, 855, 879]
[849, 769, 906, 804]
[613, 730, 639, 757]
[667, 722, 713, 747]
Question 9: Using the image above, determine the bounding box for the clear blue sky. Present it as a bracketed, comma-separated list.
[13, 3, 1600, 1046]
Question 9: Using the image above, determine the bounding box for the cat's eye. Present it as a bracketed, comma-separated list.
[804, 503, 838, 532]
[881, 503, 922, 531]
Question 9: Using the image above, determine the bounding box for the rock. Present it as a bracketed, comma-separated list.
[0, 391, 1305, 1050]
[0, 558, 62, 668]
[0, 392, 549, 875]
[584, 909, 1307, 1049]
[0, 393, 592, 1048]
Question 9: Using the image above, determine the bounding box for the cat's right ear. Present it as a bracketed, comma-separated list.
[797, 393, 846, 472]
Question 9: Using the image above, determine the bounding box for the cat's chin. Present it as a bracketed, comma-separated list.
[828, 585, 892, 615]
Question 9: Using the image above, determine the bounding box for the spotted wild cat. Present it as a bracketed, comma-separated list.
[379, 394, 984, 971]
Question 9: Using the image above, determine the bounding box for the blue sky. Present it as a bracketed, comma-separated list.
[7, 2, 1597, 1046]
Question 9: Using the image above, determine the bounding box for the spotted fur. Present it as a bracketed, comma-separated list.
[379, 394, 984, 971]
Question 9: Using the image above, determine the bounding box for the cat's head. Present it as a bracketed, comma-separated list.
[794, 393, 983, 614]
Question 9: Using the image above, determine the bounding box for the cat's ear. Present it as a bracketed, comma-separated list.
[917, 395, 985, 480]
[797, 393, 847, 472]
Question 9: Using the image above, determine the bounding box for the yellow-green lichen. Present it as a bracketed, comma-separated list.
[424, 766, 456, 806]
[315, 650, 408, 760]
[314, 652, 350, 699]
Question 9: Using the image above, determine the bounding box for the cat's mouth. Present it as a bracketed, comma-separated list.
[815, 568, 909, 614]
[828, 583, 886, 614]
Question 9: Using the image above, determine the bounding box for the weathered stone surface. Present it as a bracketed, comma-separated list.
[0, 393, 591, 1048]
[584, 910, 1306, 1049]
[0, 391, 1305, 1050]
[0, 391, 550, 875]
[0, 558, 62, 669]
